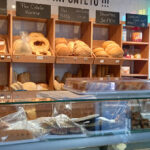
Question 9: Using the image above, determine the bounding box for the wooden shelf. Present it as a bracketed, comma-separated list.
[94, 57, 123, 65]
[123, 41, 149, 46]
[121, 58, 148, 61]
[12, 55, 55, 63]
[56, 56, 94, 64]
[122, 74, 148, 77]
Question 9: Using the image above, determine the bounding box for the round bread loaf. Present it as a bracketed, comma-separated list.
[23, 82, 37, 91]
[105, 43, 120, 53]
[56, 43, 70, 56]
[74, 40, 92, 57]
[29, 32, 44, 38]
[102, 41, 116, 49]
[55, 38, 68, 45]
[95, 51, 109, 57]
[29, 36, 50, 53]
[93, 47, 104, 54]
[68, 41, 74, 55]
[107, 47, 124, 58]
[37, 83, 49, 90]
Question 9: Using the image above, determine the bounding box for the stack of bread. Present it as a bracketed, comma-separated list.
[93, 41, 124, 58]
[11, 72, 49, 91]
[0, 38, 6, 54]
[55, 38, 92, 57]
[13, 32, 52, 56]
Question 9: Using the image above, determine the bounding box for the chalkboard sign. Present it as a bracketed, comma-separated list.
[16, 1, 51, 19]
[59, 6, 89, 22]
[126, 14, 148, 27]
[0, 0, 7, 15]
[96, 10, 119, 25]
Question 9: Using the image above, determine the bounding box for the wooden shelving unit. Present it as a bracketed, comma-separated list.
[121, 24, 149, 79]
[0, 12, 149, 92]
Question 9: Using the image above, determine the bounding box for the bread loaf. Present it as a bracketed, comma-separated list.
[68, 41, 74, 55]
[55, 38, 68, 45]
[74, 40, 92, 57]
[102, 41, 116, 49]
[23, 82, 37, 91]
[107, 47, 124, 58]
[56, 43, 70, 56]
[54, 80, 62, 91]
[17, 72, 30, 83]
[29, 32, 44, 38]
[37, 83, 49, 90]
[0, 38, 6, 54]
[95, 51, 109, 57]
[93, 47, 104, 54]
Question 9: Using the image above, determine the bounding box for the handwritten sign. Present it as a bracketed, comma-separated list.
[0, 0, 7, 15]
[96, 10, 120, 25]
[126, 14, 148, 27]
[16, 1, 51, 19]
[59, 6, 89, 22]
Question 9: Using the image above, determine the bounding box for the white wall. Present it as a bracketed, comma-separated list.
[7, 0, 149, 20]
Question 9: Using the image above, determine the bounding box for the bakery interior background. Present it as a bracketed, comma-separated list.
[7, 0, 150, 22]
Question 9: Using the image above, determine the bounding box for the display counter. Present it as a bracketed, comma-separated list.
[1, 86, 150, 150]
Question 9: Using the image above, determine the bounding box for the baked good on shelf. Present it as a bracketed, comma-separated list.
[68, 41, 74, 55]
[23, 82, 37, 91]
[74, 40, 92, 57]
[56, 43, 70, 56]
[13, 39, 32, 55]
[54, 80, 62, 91]
[10, 82, 23, 91]
[17, 72, 30, 83]
[93, 47, 104, 54]
[95, 51, 109, 57]
[0, 38, 6, 54]
[29, 32, 44, 38]
[37, 83, 49, 91]
[102, 41, 116, 49]
[55, 38, 68, 45]
[55, 76, 61, 82]
[29, 36, 50, 55]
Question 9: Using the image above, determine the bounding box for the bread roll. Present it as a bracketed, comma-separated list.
[107, 47, 124, 58]
[37, 83, 49, 90]
[54, 80, 62, 91]
[17, 72, 30, 83]
[93, 47, 104, 54]
[0, 38, 6, 54]
[102, 41, 116, 49]
[55, 38, 68, 45]
[56, 43, 70, 56]
[68, 41, 74, 55]
[95, 51, 109, 57]
[74, 40, 92, 57]
[23, 82, 37, 91]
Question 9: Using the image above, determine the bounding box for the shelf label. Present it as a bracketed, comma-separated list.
[116, 60, 120, 63]
[96, 10, 120, 25]
[0, 55, 5, 59]
[84, 57, 88, 61]
[59, 6, 89, 22]
[0, 0, 7, 15]
[37, 56, 43, 60]
[100, 60, 104, 63]
[126, 14, 148, 27]
[16, 1, 51, 19]
[7, 56, 11, 59]
[74, 57, 77, 61]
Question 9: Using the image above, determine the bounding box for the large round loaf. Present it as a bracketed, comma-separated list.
[105, 43, 120, 53]
[74, 40, 92, 57]
[55, 38, 68, 45]
[95, 51, 109, 57]
[56, 43, 70, 56]
[102, 41, 116, 49]
[67, 41, 74, 55]
[93, 47, 104, 54]
[23, 82, 37, 91]
[107, 47, 124, 58]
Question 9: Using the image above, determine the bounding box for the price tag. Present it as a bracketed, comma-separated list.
[7, 56, 11, 59]
[100, 60, 104, 63]
[116, 60, 120, 63]
[74, 57, 77, 61]
[84, 57, 88, 61]
[0, 96, 5, 99]
[61, 58, 65, 62]
[115, 78, 119, 81]
[100, 78, 103, 81]
[37, 56, 43, 60]
[7, 95, 11, 99]
[0, 55, 5, 59]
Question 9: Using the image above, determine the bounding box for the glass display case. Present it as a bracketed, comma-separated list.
[1, 81, 150, 150]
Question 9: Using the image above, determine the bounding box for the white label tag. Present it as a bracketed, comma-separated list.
[100, 60, 104, 63]
[0, 96, 5, 99]
[7, 56, 11, 59]
[100, 78, 103, 81]
[1, 55, 5, 59]
[116, 60, 120, 63]
[37, 56, 43, 60]
[115, 78, 119, 81]
[7, 95, 11, 99]
[0, 41, 5, 45]
[74, 57, 77, 61]
[84, 57, 88, 61]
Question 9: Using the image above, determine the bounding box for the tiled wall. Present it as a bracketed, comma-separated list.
[7, 0, 149, 20]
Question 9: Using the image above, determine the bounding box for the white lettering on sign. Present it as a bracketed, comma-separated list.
[53, 0, 99, 7]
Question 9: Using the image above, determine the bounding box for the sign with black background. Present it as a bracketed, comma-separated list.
[16, 1, 51, 19]
[96, 10, 119, 25]
[0, 0, 7, 15]
[126, 13, 148, 27]
[59, 6, 89, 22]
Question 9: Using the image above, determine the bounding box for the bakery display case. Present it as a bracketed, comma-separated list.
[1, 79, 150, 150]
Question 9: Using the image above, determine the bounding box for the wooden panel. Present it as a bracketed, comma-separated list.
[56, 56, 94, 64]
[94, 58, 123, 65]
